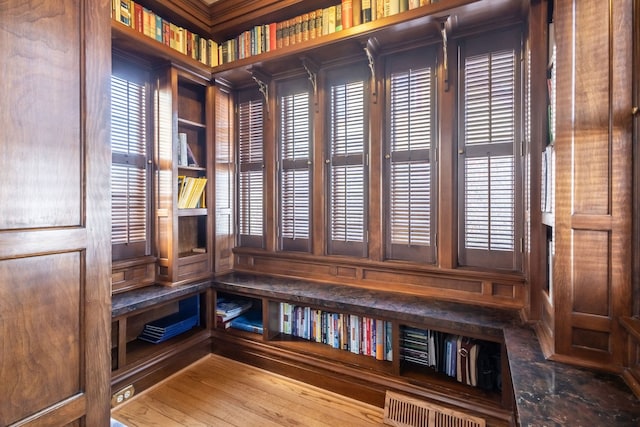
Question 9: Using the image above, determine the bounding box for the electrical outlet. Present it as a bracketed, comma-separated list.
[111, 384, 135, 407]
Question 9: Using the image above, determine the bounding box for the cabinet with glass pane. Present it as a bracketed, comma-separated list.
[155, 65, 213, 285]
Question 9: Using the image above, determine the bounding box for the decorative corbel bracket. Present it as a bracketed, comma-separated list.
[437, 16, 451, 92]
[364, 37, 380, 104]
[249, 67, 271, 117]
[301, 56, 319, 113]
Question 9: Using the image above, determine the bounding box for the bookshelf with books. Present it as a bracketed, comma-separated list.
[111, 282, 212, 394]
[155, 65, 213, 285]
[209, 280, 512, 420]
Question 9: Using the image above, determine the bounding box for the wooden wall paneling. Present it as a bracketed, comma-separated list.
[155, 67, 177, 282]
[262, 75, 278, 253]
[233, 250, 525, 308]
[634, 0, 640, 318]
[437, 26, 457, 270]
[553, 0, 633, 369]
[0, 0, 112, 425]
[312, 70, 328, 256]
[368, 45, 384, 262]
[206, 83, 216, 274]
[526, 0, 550, 323]
[214, 83, 236, 273]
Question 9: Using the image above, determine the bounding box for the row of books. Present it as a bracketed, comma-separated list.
[217, 0, 437, 65]
[111, 0, 219, 67]
[400, 326, 501, 391]
[279, 302, 393, 361]
[138, 296, 200, 344]
[177, 176, 207, 209]
[113, 0, 439, 67]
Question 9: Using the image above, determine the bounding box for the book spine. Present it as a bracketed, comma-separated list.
[362, 0, 372, 23]
[342, 0, 353, 29]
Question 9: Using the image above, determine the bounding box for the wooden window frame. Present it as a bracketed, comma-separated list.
[277, 78, 313, 252]
[111, 56, 153, 261]
[383, 47, 438, 264]
[325, 63, 370, 258]
[236, 89, 266, 248]
[457, 27, 524, 271]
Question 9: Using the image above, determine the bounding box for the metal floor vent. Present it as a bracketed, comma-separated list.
[383, 391, 486, 427]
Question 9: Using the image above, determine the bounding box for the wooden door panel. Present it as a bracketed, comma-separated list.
[0, 0, 112, 425]
[0, 254, 82, 425]
[0, 0, 81, 230]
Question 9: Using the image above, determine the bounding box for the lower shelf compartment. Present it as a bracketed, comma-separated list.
[211, 332, 514, 426]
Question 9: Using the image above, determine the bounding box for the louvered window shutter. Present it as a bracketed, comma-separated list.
[238, 96, 264, 248]
[279, 81, 312, 252]
[111, 73, 151, 260]
[459, 31, 522, 270]
[327, 67, 368, 257]
[385, 50, 436, 263]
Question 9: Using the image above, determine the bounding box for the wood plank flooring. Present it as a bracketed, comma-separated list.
[111, 354, 385, 427]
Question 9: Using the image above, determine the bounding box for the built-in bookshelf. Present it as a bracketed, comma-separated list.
[155, 66, 213, 285]
[111, 0, 218, 66]
[111, 282, 211, 383]
[211, 281, 508, 413]
[216, 0, 433, 65]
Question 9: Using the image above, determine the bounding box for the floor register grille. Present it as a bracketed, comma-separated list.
[383, 391, 486, 427]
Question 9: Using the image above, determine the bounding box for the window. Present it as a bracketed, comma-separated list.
[111, 60, 152, 261]
[458, 29, 523, 270]
[384, 48, 437, 263]
[278, 79, 313, 252]
[237, 91, 265, 248]
[326, 65, 369, 257]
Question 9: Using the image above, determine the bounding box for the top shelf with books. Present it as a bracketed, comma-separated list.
[212, 0, 527, 85]
[112, 0, 526, 86]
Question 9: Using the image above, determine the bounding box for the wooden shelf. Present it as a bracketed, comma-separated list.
[212, 0, 526, 86]
[111, 20, 211, 81]
[178, 117, 206, 128]
[178, 207, 207, 217]
[210, 278, 509, 412]
[113, 0, 526, 86]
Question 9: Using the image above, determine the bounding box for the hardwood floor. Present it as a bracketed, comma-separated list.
[111, 354, 385, 426]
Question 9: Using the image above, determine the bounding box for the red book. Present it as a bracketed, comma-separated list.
[269, 22, 277, 51]
[134, 3, 143, 33]
[342, 0, 353, 29]
[162, 20, 170, 46]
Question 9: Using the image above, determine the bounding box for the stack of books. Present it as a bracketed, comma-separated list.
[216, 296, 254, 327]
[177, 176, 207, 209]
[138, 296, 200, 344]
[227, 310, 264, 334]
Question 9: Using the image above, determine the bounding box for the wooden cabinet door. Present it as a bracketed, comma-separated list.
[553, 0, 634, 368]
[0, 1, 112, 425]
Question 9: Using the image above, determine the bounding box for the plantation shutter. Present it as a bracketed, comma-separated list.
[385, 49, 436, 263]
[111, 72, 151, 260]
[327, 66, 369, 257]
[237, 94, 264, 248]
[279, 80, 312, 252]
[458, 30, 522, 270]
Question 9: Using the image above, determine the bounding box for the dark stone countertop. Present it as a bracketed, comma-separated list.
[111, 280, 210, 318]
[111, 272, 640, 425]
[212, 272, 640, 427]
